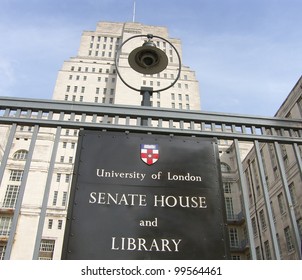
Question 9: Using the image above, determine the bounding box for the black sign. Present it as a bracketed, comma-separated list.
[62, 131, 229, 259]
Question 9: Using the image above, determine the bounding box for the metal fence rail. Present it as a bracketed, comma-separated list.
[1, 97, 302, 143]
[0, 96, 301, 260]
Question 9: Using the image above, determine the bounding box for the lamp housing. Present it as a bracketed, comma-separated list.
[128, 40, 168, 75]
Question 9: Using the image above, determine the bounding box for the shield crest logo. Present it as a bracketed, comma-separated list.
[140, 144, 159, 165]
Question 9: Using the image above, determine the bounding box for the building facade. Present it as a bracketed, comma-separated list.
[241, 77, 302, 259]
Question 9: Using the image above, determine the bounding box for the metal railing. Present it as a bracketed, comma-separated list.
[0, 96, 301, 260]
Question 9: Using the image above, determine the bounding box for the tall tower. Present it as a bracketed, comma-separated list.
[52, 22, 200, 110]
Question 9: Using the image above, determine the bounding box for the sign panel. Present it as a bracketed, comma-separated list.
[62, 131, 229, 259]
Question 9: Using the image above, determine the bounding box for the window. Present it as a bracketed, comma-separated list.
[289, 183, 297, 205]
[48, 219, 53, 229]
[9, 170, 23, 181]
[0, 244, 6, 260]
[62, 192, 68, 207]
[65, 174, 70, 183]
[3, 185, 19, 208]
[284, 226, 294, 252]
[56, 173, 61, 182]
[225, 197, 234, 220]
[52, 191, 58, 206]
[0, 216, 12, 236]
[13, 150, 28, 160]
[252, 217, 258, 236]
[229, 228, 239, 248]
[259, 209, 267, 230]
[38, 239, 55, 260]
[277, 193, 286, 214]
[58, 220, 63, 230]
[62, 142, 67, 148]
[264, 240, 272, 260]
[223, 182, 232, 193]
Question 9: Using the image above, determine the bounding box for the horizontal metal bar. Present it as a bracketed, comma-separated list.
[1, 116, 302, 143]
[0, 97, 301, 130]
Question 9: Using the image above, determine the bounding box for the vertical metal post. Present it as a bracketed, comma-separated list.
[254, 140, 281, 259]
[140, 87, 153, 126]
[4, 125, 39, 259]
[32, 127, 62, 259]
[293, 143, 302, 180]
[0, 124, 17, 186]
[274, 141, 301, 259]
[234, 139, 257, 259]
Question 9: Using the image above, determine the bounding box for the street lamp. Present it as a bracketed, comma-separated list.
[114, 34, 181, 122]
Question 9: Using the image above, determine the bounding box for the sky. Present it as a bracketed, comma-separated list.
[0, 0, 301, 117]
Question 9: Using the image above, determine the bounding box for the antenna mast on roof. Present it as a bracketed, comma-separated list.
[132, 0, 136, 22]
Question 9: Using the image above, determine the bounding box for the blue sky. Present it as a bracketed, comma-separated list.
[0, 0, 301, 116]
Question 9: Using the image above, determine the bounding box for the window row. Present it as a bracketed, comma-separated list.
[66, 85, 115, 94]
[62, 142, 76, 149]
[68, 75, 116, 83]
[56, 173, 72, 184]
[171, 93, 190, 102]
[70, 66, 116, 74]
[64, 95, 114, 104]
[51, 190, 68, 207]
[89, 42, 117, 50]
[90, 36, 120, 44]
[143, 73, 189, 81]
[47, 219, 63, 230]
[171, 103, 190, 110]
[88, 50, 116, 58]
[58, 156, 74, 164]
